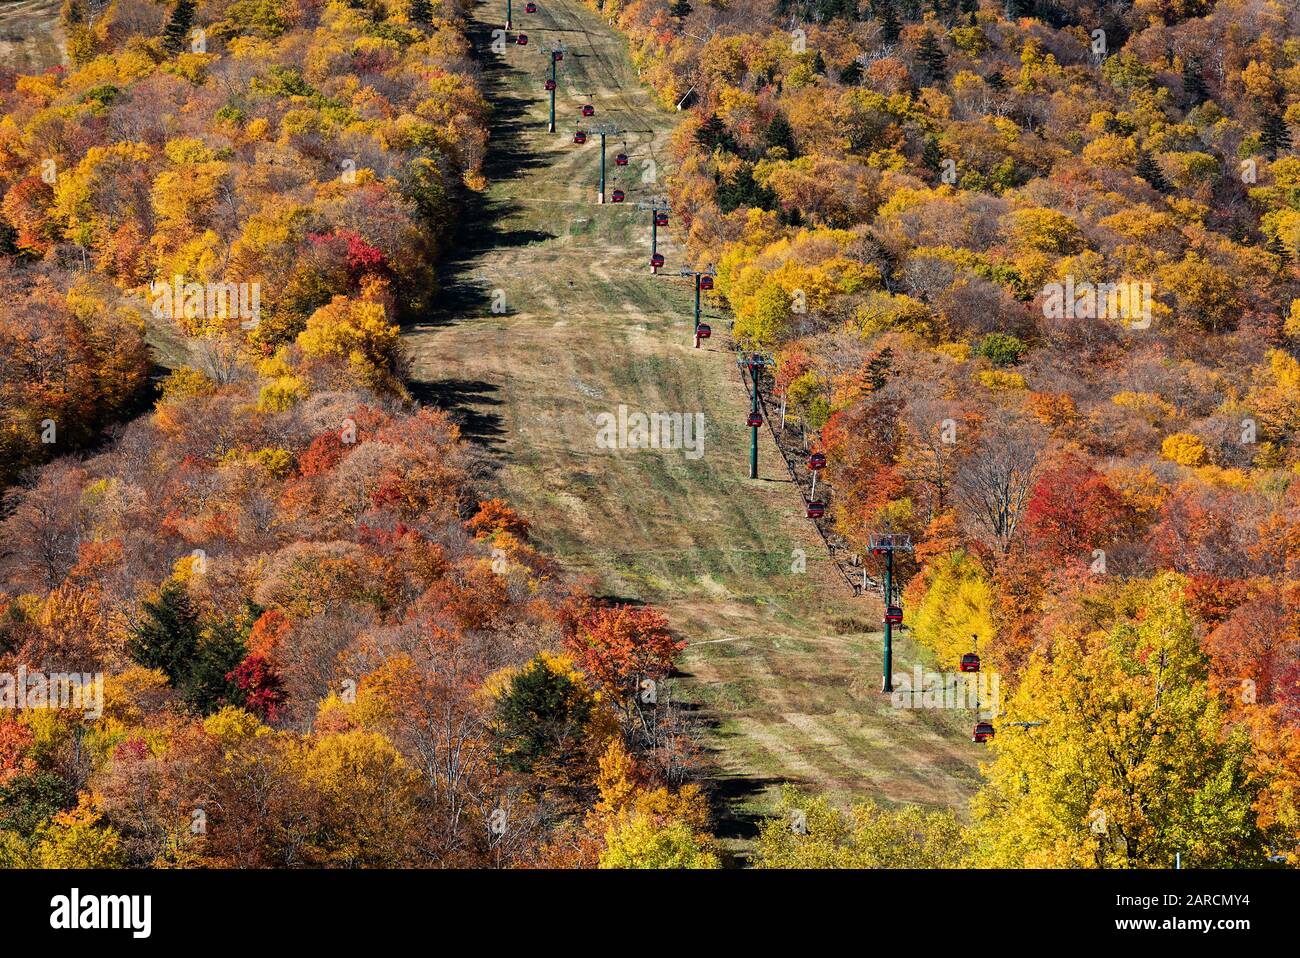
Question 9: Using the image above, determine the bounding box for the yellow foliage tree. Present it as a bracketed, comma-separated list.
[296, 295, 404, 393]
[908, 550, 995, 669]
[1161, 432, 1209, 467]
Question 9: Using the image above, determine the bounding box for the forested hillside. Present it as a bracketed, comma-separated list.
[589, 0, 1300, 866]
[0, 0, 714, 868]
[1, 0, 1298, 872]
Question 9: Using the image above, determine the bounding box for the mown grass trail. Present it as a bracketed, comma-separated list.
[405, 0, 980, 849]
[0, 0, 65, 74]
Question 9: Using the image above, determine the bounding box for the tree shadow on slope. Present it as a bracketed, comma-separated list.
[421, 23, 554, 327]
[407, 17, 560, 450]
[409, 377, 506, 449]
[709, 773, 789, 864]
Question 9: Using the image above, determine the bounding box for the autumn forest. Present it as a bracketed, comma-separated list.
[0, 0, 1298, 878]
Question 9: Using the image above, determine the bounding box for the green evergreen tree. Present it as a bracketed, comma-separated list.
[1261, 109, 1293, 159]
[922, 133, 944, 174]
[492, 658, 593, 775]
[764, 112, 798, 156]
[1266, 231, 1292, 266]
[0, 773, 75, 837]
[670, 0, 693, 16]
[916, 30, 947, 83]
[838, 58, 864, 85]
[696, 113, 733, 152]
[161, 0, 195, 56]
[1182, 55, 1208, 105]
[717, 163, 779, 213]
[874, 0, 901, 44]
[410, 0, 433, 26]
[127, 581, 202, 686]
[184, 619, 249, 714]
[1136, 151, 1171, 193]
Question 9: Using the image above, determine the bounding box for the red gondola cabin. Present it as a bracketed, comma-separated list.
[552, 50, 563, 61]
[696, 323, 711, 339]
[516, 33, 528, 44]
[650, 252, 664, 267]
[960, 653, 981, 674]
[746, 412, 762, 428]
[884, 605, 903, 625]
[525, 1, 537, 10]
[581, 104, 595, 117]
[545, 79, 556, 91]
[654, 212, 669, 227]
[615, 153, 628, 166]
[806, 500, 826, 519]
[808, 452, 826, 471]
[573, 130, 587, 144]
[972, 721, 995, 743]
[611, 189, 624, 203]
[699, 274, 714, 290]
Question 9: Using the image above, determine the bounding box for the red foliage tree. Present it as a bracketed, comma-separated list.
[1204, 588, 1300, 712]
[564, 605, 684, 697]
[228, 654, 288, 722]
[1022, 453, 1128, 565]
[467, 498, 531, 541]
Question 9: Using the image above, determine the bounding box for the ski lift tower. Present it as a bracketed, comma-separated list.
[869, 532, 912, 693]
[637, 197, 671, 272]
[589, 123, 624, 203]
[738, 351, 774, 479]
[540, 42, 565, 133]
[679, 267, 717, 346]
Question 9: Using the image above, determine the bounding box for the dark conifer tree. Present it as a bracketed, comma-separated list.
[1261, 110, 1293, 159]
[1182, 55, 1208, 105]
[917, 30, 947, 83]
[1136, 151, 1171, 193]
[875, 0, 901, 44]
[161, 0, 195, 55]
